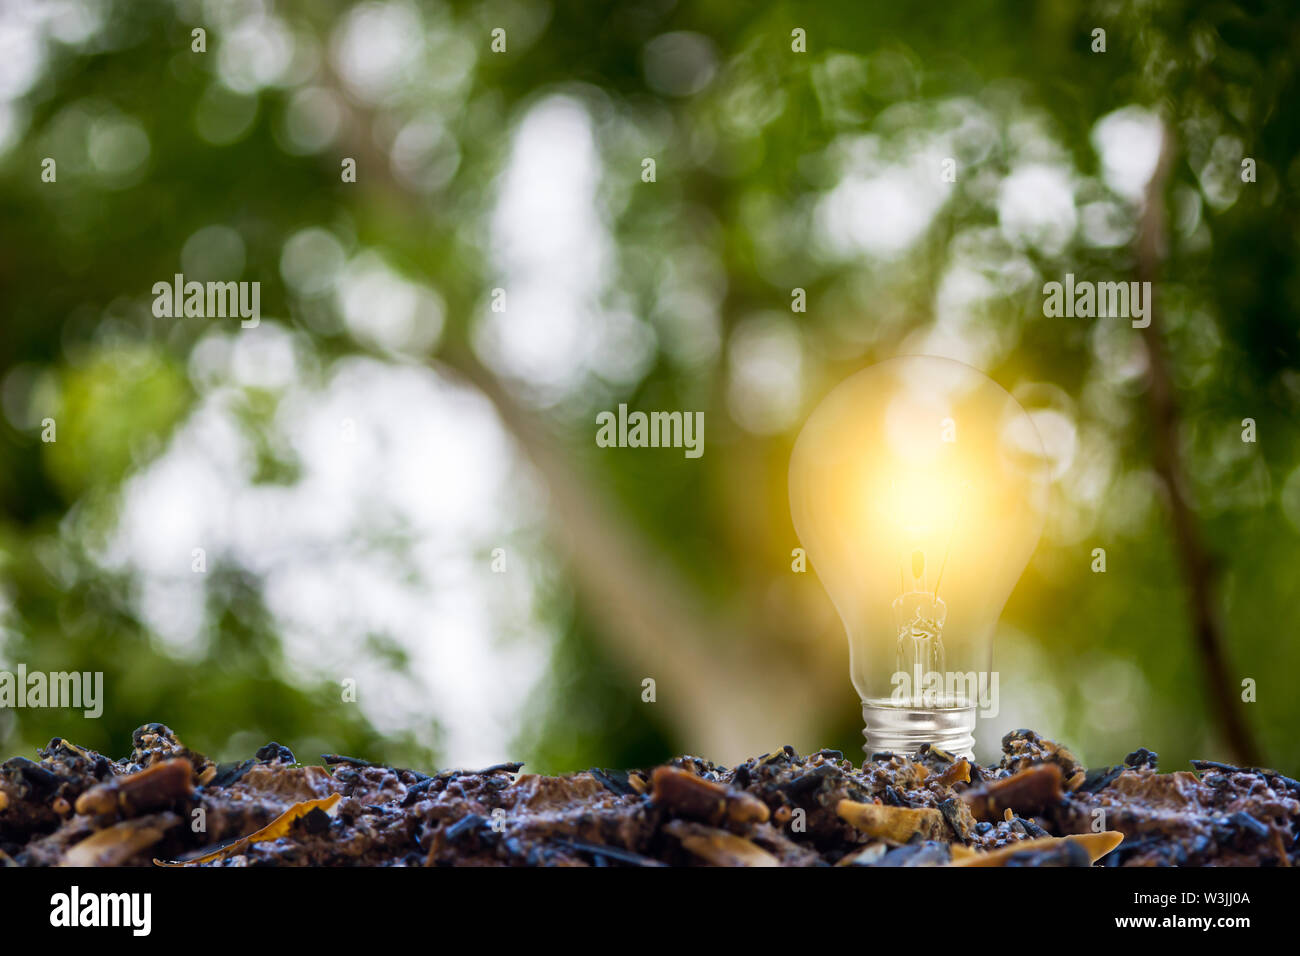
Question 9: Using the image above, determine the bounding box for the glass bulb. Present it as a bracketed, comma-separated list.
[789, 356, 1049, 759]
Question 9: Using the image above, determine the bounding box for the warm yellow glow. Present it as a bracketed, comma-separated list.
[882, 470, 960, 537]
[789, 356, 1050, 708]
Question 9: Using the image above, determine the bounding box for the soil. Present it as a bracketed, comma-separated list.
[0, 724, 1295, 866]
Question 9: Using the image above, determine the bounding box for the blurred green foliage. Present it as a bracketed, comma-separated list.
[0, 0, 1297, 774]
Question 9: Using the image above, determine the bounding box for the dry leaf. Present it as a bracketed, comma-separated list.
[947, 831, 1124, 867]
[154, 792, 341, 866]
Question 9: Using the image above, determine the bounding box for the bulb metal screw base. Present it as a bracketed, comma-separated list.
[861, 700, 976, 760]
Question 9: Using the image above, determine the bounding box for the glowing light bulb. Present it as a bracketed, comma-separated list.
[789, 356, 1050, 758]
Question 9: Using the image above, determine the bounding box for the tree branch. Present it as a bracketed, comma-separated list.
[439, 347, 831, 762]
[1135, 121, 1261, 766]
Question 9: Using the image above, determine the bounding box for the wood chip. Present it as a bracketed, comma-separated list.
[836, 843, 888, 866]
[836, 799, 945, 841]
[74, 758, 194, 817]
[664, 820, 778, 866]
[936, 759, 971, 787]
[963, 764, 1064, 822]
[651, 766, 770, 825]
[62, 815, 180, 867]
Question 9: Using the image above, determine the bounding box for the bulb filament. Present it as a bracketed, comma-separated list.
[892, 551, 948, 707]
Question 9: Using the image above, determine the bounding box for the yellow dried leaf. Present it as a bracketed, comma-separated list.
[154, 792, 341, 866]
[947, 831, 1124, 867]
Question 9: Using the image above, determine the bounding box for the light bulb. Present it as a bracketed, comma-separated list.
[789, 356, 1049, 759]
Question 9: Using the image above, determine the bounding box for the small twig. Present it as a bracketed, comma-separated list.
[550, 838, 666, 867]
